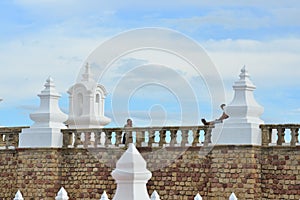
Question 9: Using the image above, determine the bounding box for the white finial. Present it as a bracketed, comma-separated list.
[194, 193, 202, 200]
[242, 65, 246, 72]
[239, 65, 250, 80]
[41, 76, 59, 96]
[82, 62, 93, 82]
[55, 187, 69, 200]
[85, 62, 90, 72]
[14, 190, 24, 200]
[229, 192, 238, 200]
[150, 190, 160, 200]
[100, 191, 109, 200]
[47, 76, 54, 83]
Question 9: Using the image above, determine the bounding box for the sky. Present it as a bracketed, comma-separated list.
[0, 0, 300, 128]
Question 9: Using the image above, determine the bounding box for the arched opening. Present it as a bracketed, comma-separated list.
[76, 93, 83, 116]
[95, 93, 100, 116]
[96, 94, 100, 103]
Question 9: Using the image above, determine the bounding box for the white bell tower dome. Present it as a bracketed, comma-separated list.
[67, 63, 111, 129]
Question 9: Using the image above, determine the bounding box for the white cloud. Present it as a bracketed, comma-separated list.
[202, 38, 300, 86]
[161, 11, 269, 32]
[0, 33, 108, 105]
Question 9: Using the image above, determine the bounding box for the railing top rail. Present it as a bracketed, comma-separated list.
[62, 125, 214, 133]
[0, 126, 29, 133]
[260, 124, 300, 128]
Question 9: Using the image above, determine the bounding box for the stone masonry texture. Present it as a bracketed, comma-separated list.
[0, 146, 299, 199]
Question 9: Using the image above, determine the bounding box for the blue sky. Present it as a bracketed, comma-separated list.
[0, 0, 300, 127]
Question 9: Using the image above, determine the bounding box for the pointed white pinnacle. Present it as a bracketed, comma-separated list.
[14, 190, 24, 200]
[100, 191, 109, 200]
[55, 187, 69, 200]
[194, 193, 202, 200]
[151, 190, 160, 200]
[229, 192, 238, 200]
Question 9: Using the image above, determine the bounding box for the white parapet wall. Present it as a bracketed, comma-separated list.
[212, 66, 264, 145]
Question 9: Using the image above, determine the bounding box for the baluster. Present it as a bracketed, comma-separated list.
[9, 132, 18, 149]
[122, 129, 132, 146]
[62, 131, 68, 148]
[74, 131, 81, 148]
[70, 131, 75, 147]
[141, 130, 146, 147]
[5, 133, 9, 149]
[277, 127, 285, 145]
[0, 133, 5, 148]
[192, 129, 200, 146]
[94, 131, 101, 147]
[66, 130, 75, 148]
[148, 130, 156, 147]
[261, 126, 272, 146]
[204, 126, 212, 146]
[136, 130, 144, 147]
[3, 133, 8, 149]
[5, 133, 10, 149]
[170, 129, 177, 147]
[290, 128, 299, 146]
[159, 130, 166, 147]
[115, 130, 123, 147]
[104, 130, 112, 147]
[181, 130, 189, 147]
[124, 130, 130, 146]
[295, 128, 299, 144]
[268, 127, 273, 144]
[83, 131, 91, 148]
[128, 129, 134, 144]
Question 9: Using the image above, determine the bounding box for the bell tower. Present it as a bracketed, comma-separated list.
[67, 63, 111, 128]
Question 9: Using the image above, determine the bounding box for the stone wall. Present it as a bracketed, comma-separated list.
[0, 150, 17, 199]
[261, 147, 300, 200]
[0, 146, 299, 199]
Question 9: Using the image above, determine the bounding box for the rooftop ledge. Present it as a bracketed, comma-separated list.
[0, 124, 299, 149]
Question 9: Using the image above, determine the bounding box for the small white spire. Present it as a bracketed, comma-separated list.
[100, 191, 109, 200]
[150, 190, 160, 200]
[47, 76, 54, 83]
[242, 65, 246, 72]
[55, 187, 69, 200]
[194, 193, 202, 200]
[82, 62, 93, 82]
[14, 190, 24, 200]
[229, 192, 238, 200]
[239, 65, 250, 80]
[40, 76, 60, 96]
